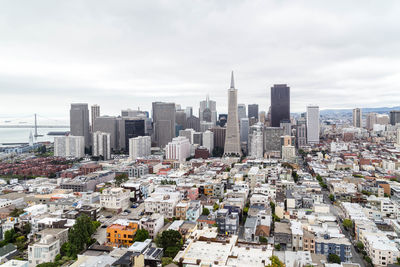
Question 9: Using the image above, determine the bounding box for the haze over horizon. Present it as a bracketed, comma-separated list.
[2, 0, 400, 121]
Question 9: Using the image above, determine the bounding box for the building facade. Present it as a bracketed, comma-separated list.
[271, 84, 290, 127]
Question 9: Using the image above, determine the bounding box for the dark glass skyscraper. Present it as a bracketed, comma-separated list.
[270, 84, 290, 127]
[248, 104, 259, 119]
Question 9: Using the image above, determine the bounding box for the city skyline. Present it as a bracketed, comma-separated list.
[2, 1, 400, 121]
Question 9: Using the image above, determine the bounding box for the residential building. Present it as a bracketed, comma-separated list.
[165, 136, 191, 162]
[54, 136, 85, 158]
[106, 222, 138, 247]
[129, 136, 151, 160]
[92, 131, 111, 160]
[100, 188, 130, 210]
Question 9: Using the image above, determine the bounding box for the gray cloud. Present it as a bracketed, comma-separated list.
[1, 0, 400, 122]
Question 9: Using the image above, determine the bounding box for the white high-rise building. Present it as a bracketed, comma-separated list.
[54, 136, 84, 158]
[202, 130, 214, 153]
[249, 122, 264, 158]
[129, 136, 151, 160]
[223, 72, 242, 157]
[92, 131, 111, 160]
[306, 105, 320, 144]
[353, 108, 362, 128]
[165, 136, 191, 162]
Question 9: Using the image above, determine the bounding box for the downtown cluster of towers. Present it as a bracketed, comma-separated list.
[68, 72, 320, 158]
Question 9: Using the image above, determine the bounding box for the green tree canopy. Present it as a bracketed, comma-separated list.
[156, 230, 182, 258]
[202, 207, 210, 216]
[267, 256, 285, 267]
[328, 254, 341, 264]
[134, 229, 150, 242]
[115, 173, 129, 186]
[343, 219, 353, 229]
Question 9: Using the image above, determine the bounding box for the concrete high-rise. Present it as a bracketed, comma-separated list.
[54, 136, 85, 158]
[211, 127, 226, 150]
[152, 102, 176, 148]
[248, 104, 259, 120]
[306, 105, 320, 144]
[248, 122, 264, 159]
[91, 105, 100, 132]
[199, 95, 217, 125]
[185, 107, 193, 119]
[223, 72, 242, 157]
[93, 116, 118, 151]
[186, 115, 200, 132]
[129, 136, 151, 160]
[390, 111, 400, 126]
[353, 108, 362, 128]
[92, 131, 111, 160]
[270, 84, 290, 127]
[70, 103, 90, 148]
[366, 113, 377, 130]
[165, 136, 191, 162]
[202, 130, 214, 153]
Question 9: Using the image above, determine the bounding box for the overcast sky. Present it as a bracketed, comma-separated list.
[1, 0, 400, 124]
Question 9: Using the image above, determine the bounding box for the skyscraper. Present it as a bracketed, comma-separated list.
[306, 105, 320, 144]
[152, 102, 176, 148]
[93, 116, 118, 151]
[353, 108, 362, 128]
[223, 72, 242, 156]
[118, 118, 145, 152]
[240, 118, 249, 143]
[238, 104, 247, 120]
[248, 104, 259, 120]
[70, 103, 90, 148]
[91, 104, 100, 132]
[390, 111, 400, 126]
[270, 84, 290, 127]
[199, 95, 217, 125]
[92, 131, 111, 160]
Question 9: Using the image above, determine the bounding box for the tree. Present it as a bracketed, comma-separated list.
[328, 253, 341, 264]
[10, 208, 24, 217]
[259, 236, 268, 244]
[267, 256, 285, 267]
[329, 194, 335, 202]
[342, 219, 353, 229]
[4, 229, 16, 243]
[356, 241, 364, 251]
[68, 214, 96, 253]
[292, 171, 299, 182]
[213, 203, 219, 211]
[155, 230, 182, 258]
[134, 229, 149, 242]
[269, 201, 276, 211]
[202, 208, 210, 216]
[115, 173, 129, 186]
[212, 147, 224, 157]
[92, 221, 101, 230]
[274, 244, 281, 250]
[161, 257, 173, 266]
